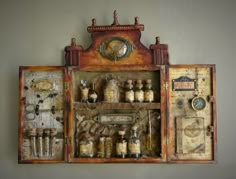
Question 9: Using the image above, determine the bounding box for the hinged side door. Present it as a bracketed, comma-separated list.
[18, 66, 67, 163]
[166, 65, 217, 163]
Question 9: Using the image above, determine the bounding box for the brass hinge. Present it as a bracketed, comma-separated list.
[65, 136, 72, 144]
[206, 125, 214, 136]
[164, 82, 169, 90]
[64, 82, 70, 90]
[161, 65, 166, 73]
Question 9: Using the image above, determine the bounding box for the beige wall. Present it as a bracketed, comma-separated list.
[0, 0, 235, 178]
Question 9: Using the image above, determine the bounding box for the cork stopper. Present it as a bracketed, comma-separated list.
[50, 128, 57, 136]
[127, 79, 133, 84]
[44, 128, 51, 136]
[146, 79, 152, 84]
[28, 128, 37, 136]
[37, 128, 44, 136]
[118, 130, 126, 136]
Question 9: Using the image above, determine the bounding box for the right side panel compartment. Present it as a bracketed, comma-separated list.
[167, 65, 217, 163]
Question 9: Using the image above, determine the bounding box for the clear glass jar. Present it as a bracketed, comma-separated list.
[79, 132, 94, 158]
[103, 79, 119, 103]
[128, 126, 141, 158]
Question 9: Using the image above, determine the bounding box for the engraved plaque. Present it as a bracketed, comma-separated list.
[98, 113, 135, 125]
[172, 76, 196, 91]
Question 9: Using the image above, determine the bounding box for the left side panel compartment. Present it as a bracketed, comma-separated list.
[18, 67, 66, 163]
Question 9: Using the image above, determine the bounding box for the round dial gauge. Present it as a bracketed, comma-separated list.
[191, 96, 206, 111]
[99, 37, 133, 61]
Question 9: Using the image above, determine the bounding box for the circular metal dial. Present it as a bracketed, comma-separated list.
[99, 37, 133, 61]
[191, 96, 206, 111]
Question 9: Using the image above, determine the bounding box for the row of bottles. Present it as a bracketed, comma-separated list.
[80, 79, 154, 103]
[28, 128, 57, 158]
[78, 126, 141, 158]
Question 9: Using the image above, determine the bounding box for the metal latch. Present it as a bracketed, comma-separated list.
[206, 125, 214, 136]
[207, 95, 215, 103]
[65, 136, 72, 144]
[163, 82, 169, 90]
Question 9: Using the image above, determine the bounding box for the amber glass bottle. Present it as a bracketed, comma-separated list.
[88, 82, 98, 103]
[116, 130, 127, 158]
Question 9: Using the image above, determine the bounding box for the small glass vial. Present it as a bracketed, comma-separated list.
[97, 136, 105, 158]
[103, 79, 119, 103]
[144, 79, 154, 102]
[43, 128, 50, 157]
[50, 128, 57, 157]
[105, 137, 113, 158]
[128, 126, 141, 158]
[80, 80, 89, 102]
[79, 132, 94, 158]
[125, 80, 134, 103]
[134, 80, 144, 102]
[88, 82, 98, 103]
[116, 130, 127, 158]
[28, 128, 37, 157]
[36, 128, 43, 158]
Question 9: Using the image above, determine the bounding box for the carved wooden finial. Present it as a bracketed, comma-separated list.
[135, 17, 139, 25]
[156, 36, 160, 44]
[92, 18, 96, 26]
[112, 10, 119, 25]
[71, 38, 76, 46]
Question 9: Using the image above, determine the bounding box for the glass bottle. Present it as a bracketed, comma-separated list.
[134, 80, 144, 102]
[44, 128, 50, 157]
[88, 82, 98, 103]
[116, 130, 127, 158]
[125, 80, 134, 103]
[97, 136, 105, 158]
[144, 79, 154, 102]
[36, 128, 43, 158]
[80, 80, 89, 102]
[79, 132, 94, 158]
[28, 128, 37, 157]
[103, 78, 119, 103]
[50, 128, 57, 157]
[105, 137, 113, 158]
[128, 126, 141, 158]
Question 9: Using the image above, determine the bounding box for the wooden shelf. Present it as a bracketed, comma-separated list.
[74, 102, 160, 110]
[69, 157, 163, 163]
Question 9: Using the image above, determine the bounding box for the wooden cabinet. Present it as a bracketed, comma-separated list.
[18, 11, 217, 163]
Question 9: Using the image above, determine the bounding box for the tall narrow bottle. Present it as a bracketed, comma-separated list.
[116, 130, 127, 158]
[134, 80, 144, 102]
[37, 128, 43, 158]
[144, 79, 154, 102]
[125, 80, 134, 103]
[28, 128, 37, 157]
[88, 82, 98, 103]
[128, 126, 141, 158]
[80, 80, 89, 102]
